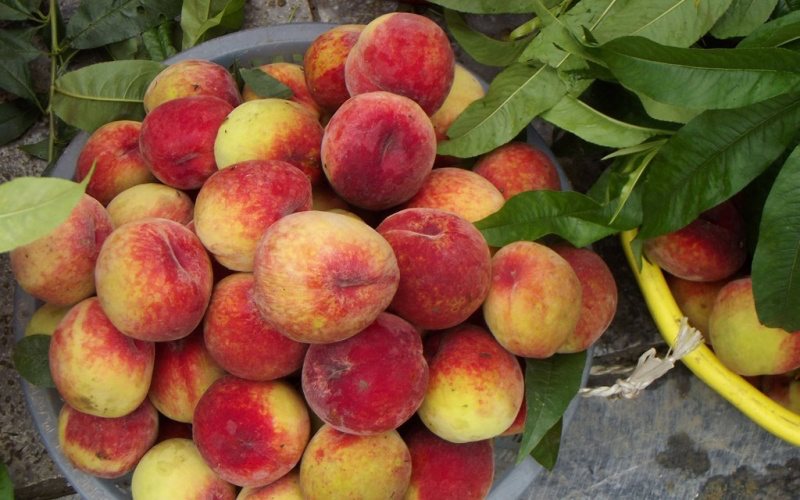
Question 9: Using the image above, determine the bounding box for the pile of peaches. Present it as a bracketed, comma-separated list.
[11, 13, 618, 499]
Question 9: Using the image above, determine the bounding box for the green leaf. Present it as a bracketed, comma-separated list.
[752, 146, 800, 331]
[774, 0, 800, 18]
[0, 459, 12, 500]
[519, 0, 607, 67]
[51, 60, 166, 132]
[0, 170, 92, 253]
[0, 55, 38, 103]
[0, 99, 39, 147]
[426, 0, 558, 14]
[239, 67, 293, 99]
[711, 0, 779, 39]
[444, 9, 533, 67]
[596, 36, 800, 110]
[637, 92, 800, 239]
[18, 138, 50, 161]
[141, 21, 177, 61]
[518, 352, 586, 464]
[587, 151, 654, 229]
[437, 62, 566, 158]
[0, 27, 43, 64]
[181, 0, 246, 50]
[739, 10, 800, 48]
[13, 335, 54, 388]
[0, 0, 38, 20]
[65, 0, 182, 50]
[474, 190, 618, 247]
[636, 92, 702, 124]
[530, 417, 562, 471]
[106, 36, 146, 60]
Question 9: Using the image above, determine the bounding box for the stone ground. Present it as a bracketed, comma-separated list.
[2, 1, 799, 499]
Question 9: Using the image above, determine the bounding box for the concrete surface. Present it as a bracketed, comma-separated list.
[1, 1, 799, 499]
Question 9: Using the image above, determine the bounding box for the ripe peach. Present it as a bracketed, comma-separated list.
[430, 64, 485, 144]
[483, 241, 582, 358]
[140, 95, 233, 190]
[194, 159, 312, 272]
[57, 399, 158, 479]
[401, 167, 505, 222]
[666, 274, 727, 340]
[377, 208, 491, 330]
[302, 312, 428, 435]
[24, 303, 71, 336]
[94, 218, 214, 342]
[143, 59, 242, 112]
[193, 376, 310, 488]
[10, 194, 112, 307]
[303, 24, 365, 112]
[345, 12, 454, 115]
[49, 297, 154, 418]
[321, 91, 436, 211]
[204, 273, 308, 381]
[243, 62, 322, 119]
[417, 324, 524, 443]
[106, 183, 194, 228]
[299, 424, 411, 499]
[75, 120, 155, 205]
[473, 141, 562, 199]
[237, 470, 303, 499]
[252, 210, 399, 344]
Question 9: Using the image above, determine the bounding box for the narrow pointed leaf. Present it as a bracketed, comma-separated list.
[636, 92, 701, 124]
[13, 335, 55, 387]
[0, 56, 37, 103]
[752, 147, 800, 331]
[426, 0, 559, 14]
[0, 0, 38, 20]
[66, 0, 182, 50]
[638, 92, 800, 239]
[711, 0, 779, 39]
[181, 0, 246, 50]
[773, 0, 800, 17]
[530, 417, 562, 471]
[141, 22, 177, 61]
[739, 10, 800, 48]
[438, 62, 566, 158]
[444, 9, 532, 67]
[240, 68, 293, 99]
[0, 99, 39, 146]
[0, 27, 43, 63]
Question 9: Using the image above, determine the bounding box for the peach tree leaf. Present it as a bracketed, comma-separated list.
[0, 99, 39, 147]
[444, 9, 532, 67]
[738, 10, 800, 48]
[240, 68, 293, 99]
[13, 335, 55, 388]
[0, 459, 11, 499]
[426, 0, 560, 14]
[181, 0, 246, 50]
[530, 417, 562, 471]
[65, 0, 182, 50]
[711, 0, 778, 39]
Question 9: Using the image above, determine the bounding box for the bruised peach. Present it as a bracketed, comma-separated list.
[401, 167, 505, 222]
[106, 183, 194, 228]
[473, 141, 562, 199]
[143, 59, 242, 112]
[303, 24, 365, 112]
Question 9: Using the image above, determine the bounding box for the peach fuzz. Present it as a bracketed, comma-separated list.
[402, 421, 494, 500]
[303, 24, 365, 112]
[299, 425, 412, 500]
[194, 159, 312, 272]
[140, 95, 233, 190]
[552, 244, 618, 353]
[193, 376, 310, 488]
[10, 194, 112, 307]
[377, 208, 491, 330]
[204, 273, 308, 381]
[473, 141, 562, 199]
[237, 470, 303, 499]
[402, 167, 505, 222]
[242, 62, 322, 119]
[148, 328, 226, 423]
[214, 98, 325, 185]
[143, 59, 242, 113]
[49, 297, 154, 418]
[345, 12, 454, 115]
[24, 303, 71, 336]
[95, 218, 213, 342]
[666, 274, 727, 340]
[417, 324, 524, 443]
[302, 312, 428, 435]
[106, 182, 194, 228]
[252, 210, 399, 344]
[131, 438, 236, 500]
[321, 91, 436, 211]
[75, 120, 155, 205]
[708, 277, 800, 376]
[483, 241, 582, 358]
[57, 399, 158, 479]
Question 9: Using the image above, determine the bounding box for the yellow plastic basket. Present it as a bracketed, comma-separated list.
[620, 229, 800, 446]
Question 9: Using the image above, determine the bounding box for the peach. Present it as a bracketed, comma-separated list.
[148, 327, 226, 423]
[666, 274, 727, 340]
[140, 95, 233, 190]
[237, 470, 303, 499]
[94, 218, 214, 342]
[75, 120, 155, 205]
[402, 420, 494, 500]
[473, 141, 562, 199]
[311, 181, 352, 212]
[10, 194, 112, 306]
[214, 98, 325, 185]
[131, 438, 237, 499]
[483, 241, 582, 358]
[377, 208, 491, 330]
[643, 199, 746, 282]
[243, 62, 322, 119]
[143, 59, 242, 113]
[193, 376, 310, 488]
[302, 312, 428, 435]
[321, 91, 436, 211]
[49, 297, 154, 418]
[299, 424, 412, 499]
[761, 373, 800, 414]
[430, 64, 486, 144]
[345, 12, 454, 115]
[252, 210, 399, 344]
[204, 273, 308, 381]
[303, 24, 365, 112]
[708, 277, 800, 376]
[194, 159, 312, 272]
[106, 183, 194, 227]
[401, 167, 505, 222]
[24, 303, 71, 336]
[552, 244, 618, 353]
[57, 399, 158, 479]
[417, 324, 524, 443]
